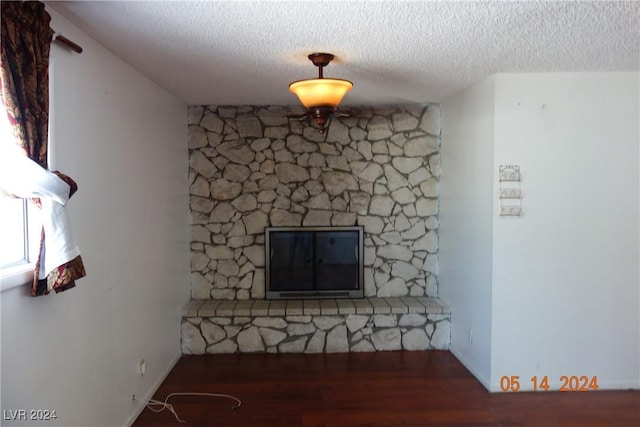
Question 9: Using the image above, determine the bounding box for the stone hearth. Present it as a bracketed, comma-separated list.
[181, 297, 450, 354]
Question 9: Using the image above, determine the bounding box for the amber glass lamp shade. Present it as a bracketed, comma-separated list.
[289, 78, 353, 108]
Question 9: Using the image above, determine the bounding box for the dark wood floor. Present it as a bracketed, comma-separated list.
[133, 351, 640, 427]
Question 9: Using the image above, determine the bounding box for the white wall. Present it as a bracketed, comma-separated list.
[490, 72, 639, 391]
[441, 72, 639, 393]
[440, 77, 496, 388]
[0, 8, 189, 427]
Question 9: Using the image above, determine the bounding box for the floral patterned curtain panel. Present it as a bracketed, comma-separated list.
[0, 1, 51, 167]
[0, 1, 85, 296]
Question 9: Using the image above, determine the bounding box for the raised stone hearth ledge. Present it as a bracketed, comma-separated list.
[182, 297, 449, 317]
[181, 297, 451, 354]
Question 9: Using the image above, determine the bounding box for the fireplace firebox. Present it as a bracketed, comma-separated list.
[265, 226, 364, 299]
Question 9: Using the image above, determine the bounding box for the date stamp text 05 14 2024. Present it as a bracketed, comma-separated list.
[500, 375, 600, 392]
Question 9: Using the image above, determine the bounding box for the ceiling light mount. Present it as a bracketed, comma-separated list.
[308, 52, 334, 75]
[289, 52, 353, 133]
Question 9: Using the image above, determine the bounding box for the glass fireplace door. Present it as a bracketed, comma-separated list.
[265, 226, 364, 299]
[268, 231, 314, 292]
[315, 231, 359, 291]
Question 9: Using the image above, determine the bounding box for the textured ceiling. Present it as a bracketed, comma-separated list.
[47, 1, 639, 106]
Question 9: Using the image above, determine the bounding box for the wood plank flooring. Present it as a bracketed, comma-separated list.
[133, 351, 640, 427]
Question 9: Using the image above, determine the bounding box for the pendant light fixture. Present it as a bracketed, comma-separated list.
[289, 53, 353, 133]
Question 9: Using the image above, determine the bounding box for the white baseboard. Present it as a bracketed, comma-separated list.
[123, 352, 182, 427]
[449, 347, 492, 391]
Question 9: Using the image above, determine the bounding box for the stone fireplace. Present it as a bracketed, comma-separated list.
[181, 104, 450, 354]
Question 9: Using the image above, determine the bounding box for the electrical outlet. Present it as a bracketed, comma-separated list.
[138, 359, 146, 376]
[468, 329, 473, 344]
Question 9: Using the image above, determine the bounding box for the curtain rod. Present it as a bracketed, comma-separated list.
[53, 35, 82, 54]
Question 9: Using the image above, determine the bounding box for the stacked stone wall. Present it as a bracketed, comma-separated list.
[188, 105, 441, 299]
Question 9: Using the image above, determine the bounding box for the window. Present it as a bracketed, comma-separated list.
[0, 104, 41, 291]
[0, 197, 28, 268]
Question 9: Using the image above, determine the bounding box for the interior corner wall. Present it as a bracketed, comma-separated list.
[490, 72, 640, 391]
[441, 72, 639, 393]
[440, 76, 496, 388]
[0, 8, 189, 427]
